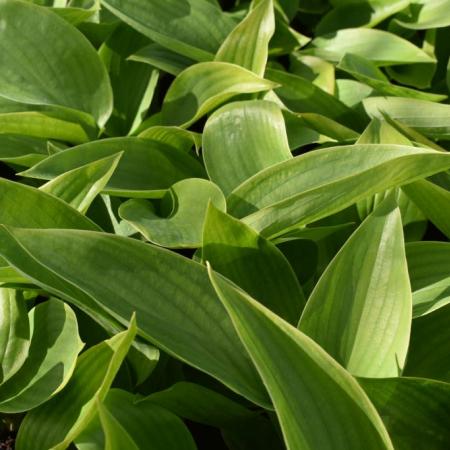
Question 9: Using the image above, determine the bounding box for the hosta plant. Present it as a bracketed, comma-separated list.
[0, 0, 450, 449]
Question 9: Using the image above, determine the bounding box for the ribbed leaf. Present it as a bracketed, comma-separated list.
[299, 196, 412, 377]
[20, 137, 205, 198]
[120, 178, 226, 248]
[0, 0, 112, 126]
[0, 299, 83, 413]
[228, 144, 450, 238]
[203, 204, 304, 324]
[208, 265, 394, 450]
[101, 0, 235, 62]
[215, 0, 275, 76]
[0, 289, 29, 384]
[0, 226, 270, 407]
[160, 62, 277, 127]
[15, 317, 136, 450]
[203, 100, 292, 195]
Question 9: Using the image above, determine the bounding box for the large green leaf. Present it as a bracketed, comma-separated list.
[299, 197, 412, 377]
[306, 28, 435, 65]
[203, 204, 304, 324]
[215, 0, 275, 76]
[338, 53, 446, 102]
[101, 0, 235, 62]
[20, 137, 206, 198]
[406, 242, 450, 317]
[208, 265, 394, 450]
[227, 144, 450, 238]
[0, 299, 83, 413]
[0, 226, 270, 407]
[0, 135, 48, 167]
[15, 317, 136, 450]
[0, 289, 29, 384]
[359, 377, 450, 450]
[363, 97, 450, 140]
[395, 0, 450, 30]
[161, 62, 277, 127]
[40, 153, 122, 214]
[119, 178, 226, 248]
[203, 100, 292, 195]
[0, 0, 112, 126]
[402, 179, 450, 239]
[0, 178, 99, 230]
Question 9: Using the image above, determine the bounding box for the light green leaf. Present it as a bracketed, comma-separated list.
[119, 178, 226, 248]
[338, 53, 446, 102]
[203, 204, 305, 324]
[208, 265, 394, 450]
[0, 0, 112, 126]
[203, 100, 292, 195]
[40, 153, 122, 214]
[0, 178, 99, 230]
[0, 135, 48, 167]
[359, 377, 450, 450]
[406, 242, 450, 317]
[20, 137, 206, 198]
[402, 179, 450, 238]
[138, 126, 201, 153]
[363, 96, 450, 140]
[0, 299, 83, 413]
[0, 289, 30, 384]
[161, 62, 277, 127]
[101, 0, 235, 62]
[129, 43, 195, 77]
[215, 0, 275, 76]
[265, 68, 360, 129]
[396, 0, 450, 30]
[15, 317, 136, 450]
[0, 226, 270, 408]
[299, 197, 412, 377]
[228, 144, 450, 238]
[306, 28, 435, 65]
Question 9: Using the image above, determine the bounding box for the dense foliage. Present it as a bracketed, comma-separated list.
[0, 0, 450, 448]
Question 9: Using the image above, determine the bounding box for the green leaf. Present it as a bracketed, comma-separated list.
[359, 377, 450, 450]
[265, 68, 360, 129]
[20, 137, 206, 198]
[40, 153, 122, 214]
[15, 316, 136, 450]
[0, 0, 112, 126]
[406, 242, 450, 317]
[0, 178, 99, 230]
[203, 204, 305, 324]
[395, 0, 450, 30]
[99, 389, 197, 450]
[0, 298, 83, 413]
[0, 226, 270, 408]
[203, 100, 292, 196]
[100, 0, 235, 62]
[228, 144, 450, 238]
[0, 135, 48, 167]
[119, 178, 226, 248]
[338, 53, 446, 102]
[299, 196, 412, 377]
[129, 43, 195, 77]
[208, 265, 394, 450]
[306, 28, 435, 65]
[161, 62, 277, 127]
[215, 0, 275, 76]
[363, 96, 450, 140]
[138, 126, 201, 153]
[0, 289, 30, 384]
[404, 304, 450, 381]
[402, 179, 450, 239]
